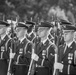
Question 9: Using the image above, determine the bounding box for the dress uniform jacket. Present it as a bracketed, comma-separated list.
[25, 38, 55, 75]
[26, 33, 35, 42]
[58, 41, 76, 75]
[12, 38, 29, 75]
[0, 35, 9, 75]
[6, 37, 29, 75]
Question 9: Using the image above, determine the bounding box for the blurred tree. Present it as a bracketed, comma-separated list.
[0, 0, 76, 23]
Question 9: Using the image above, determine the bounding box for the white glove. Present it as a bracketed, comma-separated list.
[10, 53, 15, 59]
[54, 62, 63, 70]
[31, 53, 39, 61]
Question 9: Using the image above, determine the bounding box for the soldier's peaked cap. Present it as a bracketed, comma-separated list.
[38, 22, 53, 28]
[25, 21, 35, 25]
[63, 25, 76, 31]
[0, 20, 10, 26]
[60, 19, 72, 25]
[17, 22, 28, 29]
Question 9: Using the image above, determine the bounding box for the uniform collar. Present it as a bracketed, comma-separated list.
[19, 37, 26, 43]
[66, 41, 74, 48]
[1, 33, 6, 40]
[42, 39, 47, 44]
[41, 37, 48, 44]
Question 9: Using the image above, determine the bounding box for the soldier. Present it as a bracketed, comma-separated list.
[54, 23, 76, 75]
[7, 22, 29, 75]
[0, 20, 10, 75]
[26, 22, 55, 75]
[11, 22, 29, 75]
[25, 21, 35, 42]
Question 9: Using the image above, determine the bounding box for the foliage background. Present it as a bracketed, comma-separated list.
[0, 0, 76, 23]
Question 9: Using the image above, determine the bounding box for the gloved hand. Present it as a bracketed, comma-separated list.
[54, 62, 63, 70]
[31, 53, 39, 61]
[10, 53, 15, 59]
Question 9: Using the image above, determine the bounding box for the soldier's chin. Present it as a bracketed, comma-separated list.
[64, 39, 67, 42]
[64, 39, 70, 42]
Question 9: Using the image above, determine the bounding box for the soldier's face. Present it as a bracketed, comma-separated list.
[63, 30, 74, 42]
[37, 27, 49, 38]
[16, 27, 27, 38]
[0, 26, 6, 35]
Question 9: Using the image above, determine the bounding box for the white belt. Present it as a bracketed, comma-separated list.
[36, 64, 44, 67]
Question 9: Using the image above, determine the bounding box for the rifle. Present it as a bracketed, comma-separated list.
[53, 21, 62, 75]
[7, 17, 18, 75]
[27, 19, 40, 75]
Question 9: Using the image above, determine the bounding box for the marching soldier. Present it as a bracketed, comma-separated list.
[54, 22, 76, 75]
[26, 22, 55, 75]
[12, 22, 29, 75]
[7, 22, 29, 75]
[25, 21, 35, 42]
[0, 20, 10, 75]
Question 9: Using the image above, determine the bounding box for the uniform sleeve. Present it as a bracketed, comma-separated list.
[43, 46, 55, 68]
[3, 39, 11, 59]
[24, 43, 32, 58]
[37, 46, 55, 68]
[3, 51, 9, 59]
[24, 43, 32, 65]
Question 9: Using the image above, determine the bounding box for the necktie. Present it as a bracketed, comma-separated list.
[64, 45, 68, 53]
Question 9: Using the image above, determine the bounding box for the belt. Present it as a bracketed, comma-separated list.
[14, 62, 29, 66]
[0, 58, 4, 60]
[36, 64, 44, 68]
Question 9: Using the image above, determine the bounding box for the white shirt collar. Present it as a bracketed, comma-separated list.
[41, 38, 48, 44]
[19, 37, 25, 43]
[1, 34, 6, 40]
[66, 41, 73, 47]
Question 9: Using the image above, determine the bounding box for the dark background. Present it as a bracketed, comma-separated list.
[0, 0, 76, 23]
